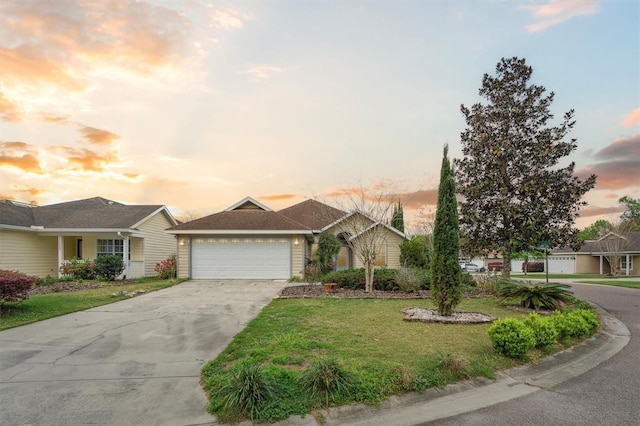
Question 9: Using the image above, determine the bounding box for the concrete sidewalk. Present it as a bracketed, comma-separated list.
[271, 303, 630, 426]
[0, 280, 287, 426]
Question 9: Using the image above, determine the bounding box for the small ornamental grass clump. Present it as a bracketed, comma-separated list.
[496, 280, 573, 311]
[297, 357, 352, 407]
[0, 270, 37, 304]
[218, 362, 274, 421]
[155, 255, 176, 279]
[487, 318, 536, 359]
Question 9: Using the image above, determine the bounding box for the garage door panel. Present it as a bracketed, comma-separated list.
[191, 236, 290, 279]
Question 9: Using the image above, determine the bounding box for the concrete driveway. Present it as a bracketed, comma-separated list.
[0, 280, 287, 426]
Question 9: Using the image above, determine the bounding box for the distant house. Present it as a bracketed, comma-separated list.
[167, 197, 406, 280]
[511, 232, 640, 275]
[564, 232, 640, 275]
[0, 197, 178, 279]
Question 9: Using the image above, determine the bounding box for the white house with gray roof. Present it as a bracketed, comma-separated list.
[0, 197, 178, 279]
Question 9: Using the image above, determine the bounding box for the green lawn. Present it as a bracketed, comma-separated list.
[0, 278, 185, 330]
[202, 296, 581, 423]
[511, 273, 639, 279]
[575, 280, 640, 289]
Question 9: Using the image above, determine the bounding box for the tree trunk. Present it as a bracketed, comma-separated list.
[502, 249, 512, 279]
[365, 261, 374, 293]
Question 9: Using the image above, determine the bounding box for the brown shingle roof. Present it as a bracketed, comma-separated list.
[577, 232, 640, 253]
[0, 197, 168, 229]
[278, 199, 346, 230]
[169, 210, 311, 231]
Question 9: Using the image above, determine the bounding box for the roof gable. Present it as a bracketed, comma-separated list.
[278, 199, 346, 230]
[225, 197, 272, 212]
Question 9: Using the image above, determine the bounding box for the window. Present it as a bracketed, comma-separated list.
[374, 239, 387, 267]
[620, 256, 633, 271]
[97, 239, 128, 259]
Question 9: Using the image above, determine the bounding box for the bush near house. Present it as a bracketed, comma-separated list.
[94, 255, 125, 281]
[321, 268, 430, 291]
[155, 255, 177, 279]
[0, 270, 37, 303]
[60, 258, 97, 280]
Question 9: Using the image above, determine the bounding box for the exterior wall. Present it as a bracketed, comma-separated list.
[291, 235, 306, 279]
[576, 254, 609, 274]
[0, 229, 59, 277]
[63, 237, 77, 259]
[137, 212, 177, 276]
[384, 232, 404, 268]
[177, 237, 191, 278]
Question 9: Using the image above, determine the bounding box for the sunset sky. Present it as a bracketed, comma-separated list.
[1, 0, 638, 231]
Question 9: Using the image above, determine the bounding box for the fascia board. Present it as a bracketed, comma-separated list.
[166, 229, 313, 235]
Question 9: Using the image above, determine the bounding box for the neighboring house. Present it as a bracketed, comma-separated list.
[556, 232, 640, 276]
[0, 197, 178, 279]
[167, 197, 406, 280]
[510, 232, 640, 275]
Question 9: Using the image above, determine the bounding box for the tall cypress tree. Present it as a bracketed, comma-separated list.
[391, 200, 405, 232]
[430, 144, 461, 316]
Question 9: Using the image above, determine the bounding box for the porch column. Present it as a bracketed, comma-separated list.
[123, 235, 129, 279]
[625, 254, 630, 276]
[57, 235, 64, 278]
[599, 255, 603, 275]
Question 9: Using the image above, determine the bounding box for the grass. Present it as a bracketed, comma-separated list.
[0, 278, 185, 330]
[575, 280, 640, 289]
[511, 273, 639, 279]
[202, 297, 581, 423]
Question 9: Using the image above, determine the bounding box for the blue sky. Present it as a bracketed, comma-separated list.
[1, 0, 638, 231]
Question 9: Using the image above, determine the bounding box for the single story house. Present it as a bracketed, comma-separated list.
[166, 197, 406, 280]
[506, 232, 640, 275]
[0, 197, 178, 279]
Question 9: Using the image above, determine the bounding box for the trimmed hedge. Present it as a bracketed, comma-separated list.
[0, 270, 37, 303]
[321, 268, 430, 291]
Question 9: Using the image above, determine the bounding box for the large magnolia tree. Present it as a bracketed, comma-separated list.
[455, 57, 596, 277]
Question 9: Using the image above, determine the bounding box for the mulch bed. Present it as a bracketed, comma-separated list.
[28, 280, 141, 295]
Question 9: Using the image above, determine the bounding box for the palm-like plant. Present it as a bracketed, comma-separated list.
[496, 279, 573, 311]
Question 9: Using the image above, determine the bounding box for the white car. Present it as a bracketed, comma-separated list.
[462, 263, 485, 273]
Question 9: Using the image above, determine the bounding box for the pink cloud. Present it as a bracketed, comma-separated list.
[623, 108, 640, 127]
[522, 0, 599, 33]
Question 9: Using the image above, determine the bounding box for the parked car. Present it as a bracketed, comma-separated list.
[462, 263, 485, 273]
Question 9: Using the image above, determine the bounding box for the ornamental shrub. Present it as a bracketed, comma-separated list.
[548, 310, 591, 340]
[496, 280, 573, 311]
[321, 268, 430, 291]
[0, 269, 37, 303]
[487, 318, 536, 359]
[94, 254, 125, 281]
[155, 255, 176, 279]
[396, 267, 422, 293]
[399, 235, 430, 269]
[523, 313, 559, 347]
[59, 258, 97, 280]
[571, 309, 600, 334]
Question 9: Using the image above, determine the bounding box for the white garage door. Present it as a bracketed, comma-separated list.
[191, 236, 291, 279]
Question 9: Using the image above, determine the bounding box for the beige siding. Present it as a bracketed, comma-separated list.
[384, 232, 405, 268]
[130, 238, 144, 261]
[0, 229, 59, 277]
[137, 212, 177, 276]
[177, 237, 190, 278]
[575, 254, 603, 274]
[291, 235, 305, 279]
[63, 237, 76, 260]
